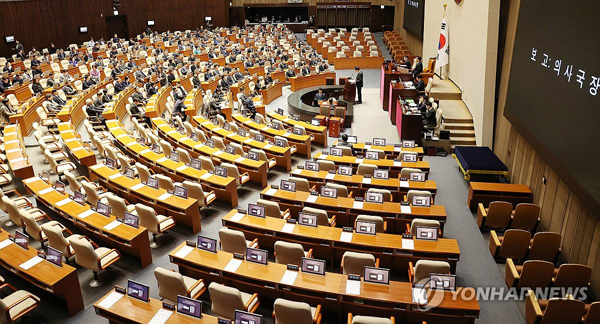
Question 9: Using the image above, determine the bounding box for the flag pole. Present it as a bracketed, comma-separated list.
[439, 4, 447, 80]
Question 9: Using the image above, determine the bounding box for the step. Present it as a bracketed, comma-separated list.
[450, 137, 477, 146]
[444, 122, 474, 131]
[444, 117, 474, 124]
[451, 143, 477, 150]
[446, 129, 475, 138]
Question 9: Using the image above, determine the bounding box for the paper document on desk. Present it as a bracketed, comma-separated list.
[402, 238, 415, 250]
[292, 168, 302, 175]
[148, 309, 173, 324]
[362, 178, 371, 184]
[353, 201, 364, 209]
[401, 206, 412, 214]
[345, 279, 361, 295]
[393, 161, 402, 167]
[179, 137, 189, 142]
[194, 143, 205, 149]
[102, 220, 121, 231]
[140, 149, 151, 154]
[340, 232, 353, 243]
[280, 270, 298, 285]
[244, 138, 253, 143]
[19, 256, 44, 270]
[230, 213, 245, 222]
[98, 291, 124, 309]
[174, 245, 194, 259]
[156, 157, 168, 163]
[318, 154, 328, 159]
[24, 178, 40, 184]
[355, 158, 364, 164]
[394, 147, 402, 152]
[400, 181, 410, 188]
[90, 164, 103, 170]
[235, 157, 245, 163]
[176, 165, 188, 171]
[131, 183, 144, 190]
[200, 173, 212, 180]
[38, 188, 54, 195]
[0, 239, 13, 250]
[224, 258, 243, 273]
[283, 132, 290, 137]
[265, 188, 278, 196]
[157, 193, 172, 201]
[325, 173, 335, 180]
[412, 287, 428, 305]
[364, 145, 371, 149]
[213, 151, 223, 156]
[281, 223, 295, 233]
[56, 198, 71, 207]
[78, 209, 95, 219]
[305, 195, 318, 203]
[264, 144, 273, 149]
[167, 130, 177, 135]
[109, 173, 122, 180]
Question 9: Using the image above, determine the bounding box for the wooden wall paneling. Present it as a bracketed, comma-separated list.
[393, 0, 423, 57]
[347, 6, 357, 28]
[317, 7, 326, 27]
[561, 194, 581, 262]
[539, 168, 558, 231]
[588, 223, 600, 299]
[578, 213, 596, 265]
[549, 180, 569, 234]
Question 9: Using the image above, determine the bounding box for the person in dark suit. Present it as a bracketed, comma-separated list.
[354, 66, 363, 104]
[418, 95, 429, 115]
[313, 88, 326, 106]
[422, 102, 436, 128]
[414, 74, 425, 93]
[411, 56, 423, 78]
[402, 56, 412, 69]
[301, 64, 310, 76]
[85, 99, 105, 124]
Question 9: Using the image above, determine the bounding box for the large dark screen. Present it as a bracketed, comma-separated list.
[505, 0, 600, 210]
[403, 0, 425, 39]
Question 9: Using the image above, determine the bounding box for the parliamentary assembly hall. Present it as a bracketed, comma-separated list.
[0, 0, 597, 323]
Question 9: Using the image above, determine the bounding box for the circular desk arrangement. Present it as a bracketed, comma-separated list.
[287, 85, 354, 127]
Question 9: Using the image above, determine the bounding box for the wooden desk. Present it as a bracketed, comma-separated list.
[380, 63, 413, 112]
[0, 229, 84, 316]
[24, 176, 153, 268]
[289, 168, 437, 201]
[152, 118, 269, 188]
[232, 114, 312, 159]
[57, 123, 97, 167]
[332, 140, 424, 159]
[267, 112, 328, 147]
[10, 95, 44, 137]
[467, 182, 533, 210]
[396, 98, 423, 146]
[94, 290, 220, 324]
[333, 56, 384, 70]
[169, 245, 479, 324]
[389, 83, 418, 126]
[222, 210, 459, 272]
[314, 152, 431, 178]
[3, 124, 34, 178]
[194, 116, 293, 171]
[260, 187, 447, 233]
[89, 163, 202, 234]
[289, 72, 336, 92]
[106, 120, 240, 208]
[260, 80, 284, 104]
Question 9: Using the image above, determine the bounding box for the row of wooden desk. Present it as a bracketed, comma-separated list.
[267, 112, 328, 147]
[259, 187, 447, 233]
[57, 123, 97, 167]
[3, 124, 34, 179]
[106, 120, 240, 208]
[289, 72, 336, 92]
[331, 140, 424, 159]
[313, 152, 431, 178]
[169, 244, 478, 324]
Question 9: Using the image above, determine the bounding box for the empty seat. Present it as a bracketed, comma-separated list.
[357, 163, 378, 176]
[182, 180, 216, 208]
[525, 291, 585, 324]
[274, 241, 313, 266]
[301, 207, 336, 227]
[341, 251, 378, 276]
[505, 259, 555, 290]
[406, 190, 432, 204]
[510, 203, 540, 231]
[288, 177, 314, 192]
[408, 260, 451, 283]
[273, 298, 322, 324]
[407, 218, 441, 237]
[222, 163, 249, 187]
[400, 168, 422, 179]
[489, 229, 532, 261]
[41, 222, 78, 264]
[325, 183, 352, 198]
[0, 281, 40, 323]
[208, 283, 260, 319]
[70, 235, 121, 287]
[317, 160, 335, 172]
[218, 228, 258, 255]
[553, 264, 592, 290]
[348, 314, 394, 324]
[366, 188, 392, 202]
[257, 199, 290, 219]
[355, 215, 386, 233]
[135, 203, 176, 248]
[478, 201, 513, 230]
[528, 232, 561, 262]
[154, 267, 206, 302]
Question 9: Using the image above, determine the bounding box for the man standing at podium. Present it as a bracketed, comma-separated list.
[354, 66, 363, 104]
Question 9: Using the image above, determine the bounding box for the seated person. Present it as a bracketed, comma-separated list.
[414, 74, 425, 93]
[45, 94, 62, 113]
[241, 96, 257, 119]
[173, 81, 187, 101]
[52, 89, 66, 107]
[172, 99, 186, 121]
[62, 80, 77, 97]
[418, 95, 429, 116]
[313, 88, 326, 106]
[422, 102, 436, 129]
[337, 134, 354, 153]
[300, 63, 311, 76]
[130, 98, 151, 126]
[208, 98, 226, 119]
[285, 68, 296, 79]
[85, 98, 105, 125]
[0, 95, 16, 124]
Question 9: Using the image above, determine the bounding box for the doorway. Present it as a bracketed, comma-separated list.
[105, 15, 129, 40]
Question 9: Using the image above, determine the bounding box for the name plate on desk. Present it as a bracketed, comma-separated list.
[98, 291, 124, 309]
[224, 258, 243, 273]
[355, 158, 364, 164]
[194, 143, 205, 149]
[318, 154, 328, 159]
[244, 138, 253, 143]
[24, 178, 40, 184]
[234, 157, 245, 163]
[78, 209, 95, 219]
[400, 205, 412, 214]
[362, 178, 372, 184]
[157, 193, 172, 201]
[265, 188, 278, 196]
[264, 144, 273, 149]
[56, 198, 71, 207]
[38, 187, 55, 195]
[103, 220, 122, 231]
[200, 173, 212, 180]
[292, 168, 303, 175]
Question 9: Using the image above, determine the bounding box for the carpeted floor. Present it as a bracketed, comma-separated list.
[0, 32, 526, 323]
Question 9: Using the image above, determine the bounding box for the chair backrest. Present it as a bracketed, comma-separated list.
[2, 196, 23, 227]
[366, 188, 392, 202]
[400, 168, 422, 179]
[257, 199, 283, 218]
[230, 142, 244, 156]
[212, 136, 226, 150]
[155, 174, 175, 191]
[199, 156, 215, 171]
[498, 229, 532, 260]
[117, 153, 132, 173]
[529, 232, 561, 262]
[413, 260, 451, 283]
[107, 195, 128, 219]
[70, 236, 100, 271]
[351, 315, 393, 324]
[160, 140, 172, 156]
[342, 251, 375, 276]
[184, 122, 194, 137]
[249, 149, 268, 162]
[583, 302, 600, 324]
[486, 201, 514, 229]
[41, 223, 72, 256]
[22, 211, 44, 242]
[222, 163, 241, 185]
[335, 107, 345, 119]
[288, 177, 311, 192]
[553, 264, 592, 289]
[339, 146, 352, 156]
[64, 170, 82, 193]
[407, 190, 431, 204]
[176, 147, 192, 164]
[274, 241, 306, 266]
[208, 282, 245, 319]
[325, 183, 349, 197]
[219, 228, 248, 254]
[518, 260, 555, 290]
[82, 181, 102, 206]
[135, 203, 160, 234]
[511, 203, 540, 231]
[273, 298, 314, 324]
[302, 207, 330, 226]
[410, 218, 440, 236]
[540, 298, 585, 324]
[356, 215, 385, 233]
[154, 267, 188, 302]
[357, 163, 378, 176]
[317, 160, 335, 172]
[182, 180, 207, 204]
[135, 162, 152, 183]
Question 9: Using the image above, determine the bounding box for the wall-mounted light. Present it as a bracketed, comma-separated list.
[113, 10, 119, 15]
[79, 27, 88, 33]
[381, 5, 385, 9]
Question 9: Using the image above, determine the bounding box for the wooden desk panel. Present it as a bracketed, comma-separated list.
[94, 290, 220, 324]
[3, 124, 34, 178]
[89, 164, 202, 234]
[260, 187, 447, 233]
[261, 80, 284, 104]
[333, 56, 384, 70]
[0, 229, 84, 316]
[233, 114, 312, 159]
[57, 123, 97, 167]
[314, 152, 430, 178]
[467, 182, 533, 210]
[169, 245, 479, 323]
[289, 72, 336, 92]
[222, 210, 459, 272]
[267, 112, 328, 147]
[106, 120, 240, 207]
[24, 176, 153, 268]
[332, 140, 424, 159]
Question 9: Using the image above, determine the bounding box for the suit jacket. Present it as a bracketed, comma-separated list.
[412, 62, 423, 77]
[424, 108, 436, 128]
[301, 67, 310, 76]
[355, 71, 364, 87]
[415, 80, 425, 92]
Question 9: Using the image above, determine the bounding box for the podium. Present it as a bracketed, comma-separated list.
[329, 117, 342, 138]
[339, 77, 356, 103]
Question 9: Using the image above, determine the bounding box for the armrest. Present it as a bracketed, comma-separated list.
[187, 278, 206, 299]
[243, 293, 259, 311]
[390, 317, 395, 324]
[348, 191, 353, 198]
[282, 209, 291, 220]
[97, 248, 121, 270]
[383, 221, 388, 233]
[2, 189, 22, 197]
[310, 185, 316, 192]
[5, 293, 40, 322]
[405, 223, 411, 234]
[306, 248, 313, 259]
[158, 216, 175, 230]
[312, 304, 322, 324]
[408, 261, 415, 283]
[525, 290, 543, 324]
[82, 236, 100, 249]
[403, 194, 407, 202]
[489, 230, 501, 259]
[505, 258, 520, 289]
[248, 238, 259, 249]
[375, 258, 380, 268]
[329, 215, 337, 227]
[347, 313, 353, 324]
[0, 283, 17, 294]
[477, 203, 487, 228]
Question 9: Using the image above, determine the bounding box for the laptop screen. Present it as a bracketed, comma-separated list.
[127, 280, 150, 302]
[330, 147, 342, 157]
[215, 166, 228, 178]
[225, 145, 236, 155]
[177, 295, 202, 319]
[429, 274, 457, 291]
[197, 235, 217, 253]
[237, 129, 247, 137]
[301, 257, 326, 275]
[364, 266, 390, 284]
[402, 153, 418, 162]
[412, 195, 431, 207]
[97, 201, 111, 217]
[409, 172, 426, 182]
[292, 128, 303, 136]
[174, 185, 188, 199]
[402, 140, 415, 148]
[321, 187, 337, 198]
[246, 247, 268, 265]
[305, 161, 319, 171]
[255, 134, 265, 142]
[147, 177, 159, 189]
[206, 139, 215, 148]
[280, 180, 296, 192]
[55, 181, 65, 194]
[235, 310, 263, 324]
[46, 246, 63, 267]
[123, 213, 139, 228]
[125, 167, 136, 179]
[73, 191, 85, 205]
[248, 204, 265, 218]
[190, 159, 201, 170]
[274, 138, 286, 148]
[373, 169, 389, 180]
[338, 165, 352, 176]
[105, 157, 116, 169]
[355, 220, 376, 235]
[365, 192, 384, 203]
[365, 151, 379, 160]
[170, 152, 179, 162]
[372, 138, 386, 146]
[14, 230, 28, 250]
[298, 212, 318, 227]
[247, 151, 259, 161]
[415, 226, 438, 241]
